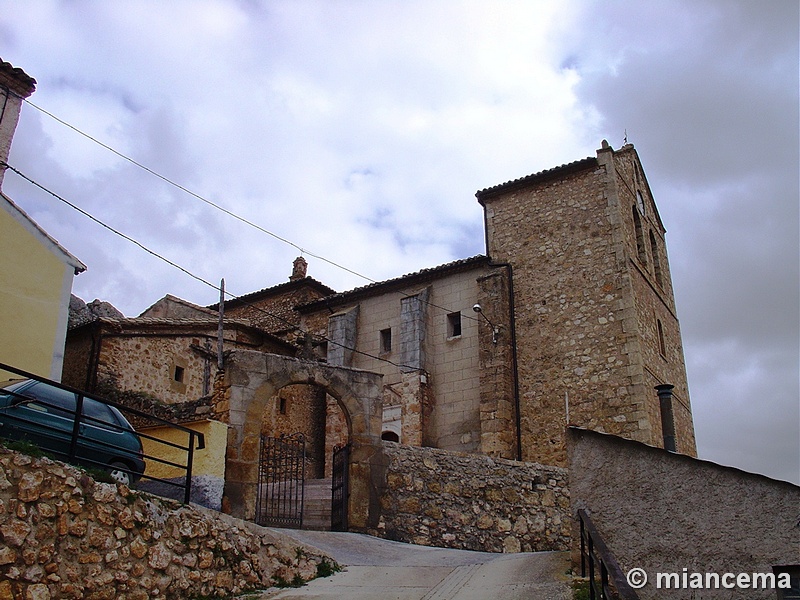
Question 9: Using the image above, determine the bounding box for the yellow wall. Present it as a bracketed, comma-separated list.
[0, 204, 76, 380]
[140, 419, 227, 481]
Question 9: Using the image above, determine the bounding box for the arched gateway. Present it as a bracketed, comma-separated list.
[221, 351, 385, 531]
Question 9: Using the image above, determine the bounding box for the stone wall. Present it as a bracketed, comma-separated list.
[478, 143, 696, 467]
[568, 427, 800, 600]
[0, 447, 334, 600]
[374, 443, 570, 553]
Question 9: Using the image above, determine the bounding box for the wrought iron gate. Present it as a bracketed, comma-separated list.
[331, 443, 350, 531]
[256, 433, 306, 528]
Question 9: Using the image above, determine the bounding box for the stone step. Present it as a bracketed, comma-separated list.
[302, 478, 332, 530]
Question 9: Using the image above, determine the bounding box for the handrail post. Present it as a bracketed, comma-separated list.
[184, 431, 196, 504]
[68, 393, 84, 460]
[580, 514, 587, 577]
[577, 509, 640, 600]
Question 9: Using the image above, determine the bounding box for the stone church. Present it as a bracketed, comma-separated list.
[64, 140, 696, 512]
[201, 140, 696, 470]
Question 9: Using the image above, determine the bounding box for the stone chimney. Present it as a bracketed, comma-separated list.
[289, 256, 308, 281]
[0, 59, 37, 190]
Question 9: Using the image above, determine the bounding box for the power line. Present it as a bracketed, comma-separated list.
[18, 94, 485, 325]
[1, 160, 424, 373]
[21, 96, 380, 285]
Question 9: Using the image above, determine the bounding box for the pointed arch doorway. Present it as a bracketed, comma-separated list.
[221, 351, 384, 532]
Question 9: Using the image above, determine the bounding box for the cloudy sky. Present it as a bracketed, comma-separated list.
[1, 1, 797, 484]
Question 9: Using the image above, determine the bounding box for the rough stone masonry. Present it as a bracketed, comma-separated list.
[0, 446, 334, 600]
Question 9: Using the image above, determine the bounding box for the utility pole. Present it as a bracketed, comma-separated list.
[217, 278, 225, 370]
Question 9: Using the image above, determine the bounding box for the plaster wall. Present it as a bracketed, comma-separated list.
[0, 204, 75, 380]
[568, 427, 799, 600]
[326, 266, 492, 453]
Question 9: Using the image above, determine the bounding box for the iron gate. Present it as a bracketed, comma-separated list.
[256, 433, 306, 528]
[331, 443, 350, 531]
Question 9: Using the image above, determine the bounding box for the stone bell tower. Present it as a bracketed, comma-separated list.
[477, 141, 696, 467]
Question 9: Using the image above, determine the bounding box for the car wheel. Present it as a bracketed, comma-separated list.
[108, 462, 132, 486]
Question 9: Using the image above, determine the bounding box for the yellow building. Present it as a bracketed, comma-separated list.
[0, 193, 86, 380]
[0, 59, 86, 380]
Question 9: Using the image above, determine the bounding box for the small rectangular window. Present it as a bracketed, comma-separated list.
[657, 319, 667, 357]
[380, 328, 392, 353]
[447, 312, 462, 338]
[174, 366, 185, 383]
[279, 397, 287, 415]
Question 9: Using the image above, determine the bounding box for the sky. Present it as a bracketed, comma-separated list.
[0, 1, 797, 484]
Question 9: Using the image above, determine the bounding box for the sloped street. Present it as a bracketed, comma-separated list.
[256, 530, 573, 600]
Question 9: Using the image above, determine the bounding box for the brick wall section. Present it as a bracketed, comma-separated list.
[568, 428, 799, 600]
[373, 443, 570, 553]
[0, 447, 334, 600]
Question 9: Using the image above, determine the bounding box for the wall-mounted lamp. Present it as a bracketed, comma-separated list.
[472, 304, 500, 344]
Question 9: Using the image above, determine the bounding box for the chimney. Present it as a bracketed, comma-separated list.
[290, 256, 308, 282]
[0, 59, 37, 190]
[655, 384, 677, 452]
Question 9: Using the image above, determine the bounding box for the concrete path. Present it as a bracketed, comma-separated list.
[255, 530, 573, 600]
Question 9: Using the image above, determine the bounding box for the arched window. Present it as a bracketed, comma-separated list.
[633, 205, 647, 264]
[381, 431, 400, 443]
[649, 230, 664, 287]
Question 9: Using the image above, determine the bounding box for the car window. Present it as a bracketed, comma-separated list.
[82, 397, 120, 431]
[26, 382, 77, 418]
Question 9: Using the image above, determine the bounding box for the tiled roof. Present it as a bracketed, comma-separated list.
[70, 315, 296, 351]
[0, 59, 36, 96]
[297, 255, 491, 311]
[475, 156, 597, 203]
[138, 294, 217, 318]
[207, 276, 336, 311]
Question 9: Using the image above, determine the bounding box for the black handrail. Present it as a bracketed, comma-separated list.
[578, 509, 640, 600]
[0, 362, 204, 504]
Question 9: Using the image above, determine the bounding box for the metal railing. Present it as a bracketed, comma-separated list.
[0, 362, 204, 504]
[578, 509, 640, 600]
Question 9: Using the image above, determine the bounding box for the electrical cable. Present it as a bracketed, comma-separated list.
[18, 94, 485, 325]
[1, 160, 425, 373]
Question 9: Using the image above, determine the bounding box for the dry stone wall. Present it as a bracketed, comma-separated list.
[0, 447, 333, 600]
[374, 443, 570, 553]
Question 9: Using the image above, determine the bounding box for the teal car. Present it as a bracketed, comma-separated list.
[0, 379, 145, 485]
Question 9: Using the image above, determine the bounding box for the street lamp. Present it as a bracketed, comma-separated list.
[472, 304, 499, 344]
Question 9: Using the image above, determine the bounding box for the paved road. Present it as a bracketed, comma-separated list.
[255, 530, 573, 600]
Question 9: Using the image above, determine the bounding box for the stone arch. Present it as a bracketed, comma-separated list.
[221, 350, 384, 529]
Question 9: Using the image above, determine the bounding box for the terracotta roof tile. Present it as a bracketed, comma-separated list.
[475, 156, 597, 203]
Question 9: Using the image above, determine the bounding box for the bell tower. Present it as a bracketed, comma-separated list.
[477, 141, 696, 466]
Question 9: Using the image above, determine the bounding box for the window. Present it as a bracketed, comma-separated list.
[447, 312, 462, 338]
[380, 328, 392, 353]
[632, 205, 647, 264]
[381, 431, 400, 442]
[657, 319, 667, 357]
[649, 230, 664, 286]
[636, 190, 646, 216]
[278, 397, 287, 415]
[83, 397, 121, 431]
[173, 365, 185, 383]
[27, 382, 76, 418]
